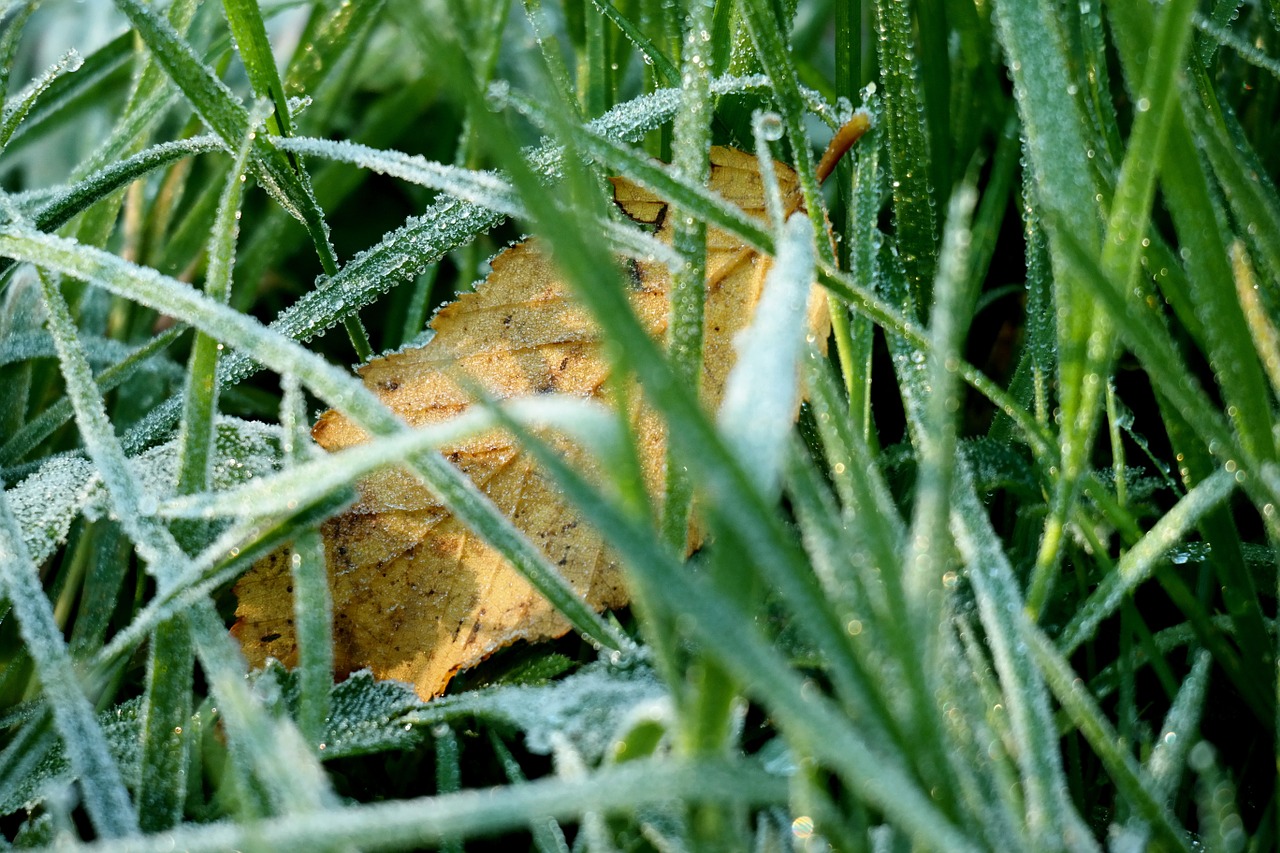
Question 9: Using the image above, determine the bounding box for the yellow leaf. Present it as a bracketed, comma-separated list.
[233, 146, 830, 700]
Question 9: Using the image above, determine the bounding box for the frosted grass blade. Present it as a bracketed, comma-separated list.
[950, 464, 1083, 850]
[0, 32, 131, 158]
[273, 136, 522, 215]
[75, 759, 786, 853]
[0, 485, 138, 838]
[903, 182, 976, 603]
[660, 0, 714, 549]
[1025, 627, 1192, 852]
[96, 494, 353, 670]
[32, 262, 334, 819]
[783, 440, 905, 748]
[1146, 650, 1212, 804]
[143, 108, 258, 827]
[990, 1, 1099, 245]
[717, 213, 813, 499]
[159, 399, 614, 520]
[800, 350, 904, 572]
[990, 2, 1101, 619]
[280, 375, 332, 749]
[0, 49, 83, 151]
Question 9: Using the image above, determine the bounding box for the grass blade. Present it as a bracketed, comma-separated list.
[870, 0, 936, 310]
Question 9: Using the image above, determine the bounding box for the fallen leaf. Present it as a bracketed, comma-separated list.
[233, 146, 830, 700]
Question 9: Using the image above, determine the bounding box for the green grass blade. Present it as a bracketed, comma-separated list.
[870, 0, 937, 310]
[736, 0, 833, 268]
[113, 0, 249, 168]
[137, 616, 193, 831]
[29, 136, 223, 235]
[1232, 242, 1280, 403]
[0, 2, 37, 105]
[486, 408, 976, 851]
[176, 106, 258, 498]
[592, 0, 679, 87]
[1027, 0, 1199, 615]
[660, 0, 714, 549]
[283, 0, 386, 96]
[1058, 469, 1236, 655]
[280, 376, 332, 749]
[1191, 90, 1280, 305]
[220, 0, 293, 136]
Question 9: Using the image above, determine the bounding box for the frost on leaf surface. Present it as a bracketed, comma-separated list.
[8, 418, 283, 564]
[80, 417, 284, 516]
[411, 658, 669, 763]
[7, 455, 96, 564]
[233, 146, 830, 701]
[251, 661, 426, 758]
[0, 698, 142, 819]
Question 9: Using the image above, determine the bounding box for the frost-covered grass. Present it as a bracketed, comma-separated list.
[0, 0, 1277, 849]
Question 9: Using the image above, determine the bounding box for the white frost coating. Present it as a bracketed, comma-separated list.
[717, 213, 815, 499]
[409, 660, 669, 763]
[160, 397, 617, 520]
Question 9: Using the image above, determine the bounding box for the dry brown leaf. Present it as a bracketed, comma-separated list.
[233, 146, 830, 700]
